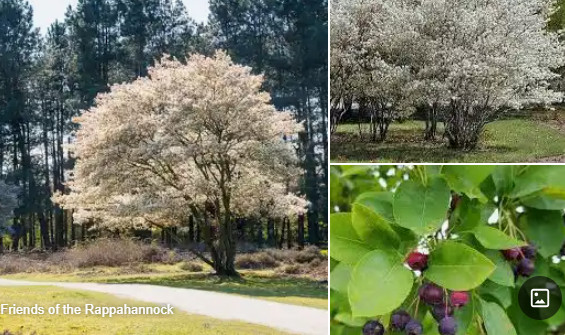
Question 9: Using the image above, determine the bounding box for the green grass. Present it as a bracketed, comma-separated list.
[331, 119, 565, 162]
[0, 286, 290, 335]
[2, 266, 328, 309]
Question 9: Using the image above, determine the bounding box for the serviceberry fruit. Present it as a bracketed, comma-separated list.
[419, 283, 444, 305]
[431, 304, 453, 321]
[522, 245, 536, 259]
[502, 248, 521, 261]
[362, 320, 385, 335]
[438, 317, 458, 335]
[405, 319, 423, 335]
[517, 258, 535, 277]
[391, 310, 411, 330]
[406, 251, 429, 271]
[450, 291, 469, 308]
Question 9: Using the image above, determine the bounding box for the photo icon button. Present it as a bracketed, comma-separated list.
[531, 289, 549, 308]
[519, 276, 562, 320]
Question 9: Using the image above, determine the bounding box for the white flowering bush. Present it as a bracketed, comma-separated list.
[331, 0, 565, 149]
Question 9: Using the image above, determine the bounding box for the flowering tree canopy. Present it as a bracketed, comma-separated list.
[56, 51, 306, 275]
[331, 0, 565, 148]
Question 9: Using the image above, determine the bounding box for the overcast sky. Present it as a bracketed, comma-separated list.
[28, 0, 210, 34]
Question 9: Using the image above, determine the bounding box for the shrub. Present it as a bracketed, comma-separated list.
[276, 264, 302, 275]
[180, 261, 204, 272]
[235, 252, 278, 269]
[59, 239, 161, 268]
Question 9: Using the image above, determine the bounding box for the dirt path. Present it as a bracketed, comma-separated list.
[0, 279, 328, 335]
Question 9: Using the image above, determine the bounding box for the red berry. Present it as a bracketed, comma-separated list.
[406, 251, 428, 271]
[419, 283, 444, 305]
[502, 248, 521, 261]
[450, 291, 469, 308]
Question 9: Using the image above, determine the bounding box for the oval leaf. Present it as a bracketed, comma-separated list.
[425, 241, 495, 291]
[393, 177, 451, 236]
[330, 213, 371, 265]
[481, 300, 517, 335]
[520, 209, 565, 258]
[473, 225, 527, 250]
[484, 250, 514, 287]
[352, 203, 400, 251]
[349, 250, 413, 317]
[443, 165, 495, 202]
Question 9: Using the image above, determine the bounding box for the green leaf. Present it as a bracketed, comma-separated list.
[520, 209, 565, 258]
[511, 166, 565, 198]
[334, 312, 370, 327]
[330, 213, 371, 265]
[484, 250, 515, 287]
[352, 202, 400, 250]
[354, 192, 394, 222]
[452, 197, 482, 233]
[443, 165, 495, 202]
[425, 241, 495, 291]
[521, 189, 565, 210]
[454, 295, 474, 335]
[393, 177, 451, 236]
[478, 280, 512, 309]
[330, 263, 352, 294]
[480, 300, 517, 335]
[473, 225, 526, 250]
[491, 166, 516, 195]
[349, 250, 413, 317]
[341, 166, 376, 177]
[508, 303, 547, 335]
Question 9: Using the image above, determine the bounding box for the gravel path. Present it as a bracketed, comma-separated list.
[0, 278, 328, 335]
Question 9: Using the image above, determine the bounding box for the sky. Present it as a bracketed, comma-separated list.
[28, 0, 210, 34]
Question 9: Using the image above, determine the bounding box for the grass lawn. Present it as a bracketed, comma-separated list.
[330, 119, 565, 162]
[0, 286, 289, 335]
[2, 264, 328, 309]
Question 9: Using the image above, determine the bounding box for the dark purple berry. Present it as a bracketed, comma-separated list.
[521, 245, 536, 259]
[502, 248, 521, 261]
[438, 317, 457, 335]
[517, 258, 535, 277]
[391, 310, 411, 330]
[362, 320, 385, 335]
[431, 304, 453, 321]
[405, 319, 423, 335]
[560, 243, 565, 257]
[450, 291, 469, 308]
[406, 251, 429, 271]
[419, 283, 444, 305]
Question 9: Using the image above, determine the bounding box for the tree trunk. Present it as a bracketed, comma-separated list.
[298, 213, 305, 249]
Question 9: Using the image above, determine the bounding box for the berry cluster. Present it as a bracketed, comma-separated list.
[501, 245, 536, 278]
[419, 283, 469, 335]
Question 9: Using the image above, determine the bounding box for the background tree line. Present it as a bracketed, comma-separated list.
[0, 0, 327, 251]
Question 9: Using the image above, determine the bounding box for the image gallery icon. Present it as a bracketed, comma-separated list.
[531, 289, 550, 308]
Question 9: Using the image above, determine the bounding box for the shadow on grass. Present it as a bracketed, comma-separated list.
[98, 272, 327, 300]
[331, 125, 518, 162]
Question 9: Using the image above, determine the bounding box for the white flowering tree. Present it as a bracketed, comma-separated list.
[331, 0, 565, 149]
[56, 51, 306, 276]
[0, 180, 19, 253]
